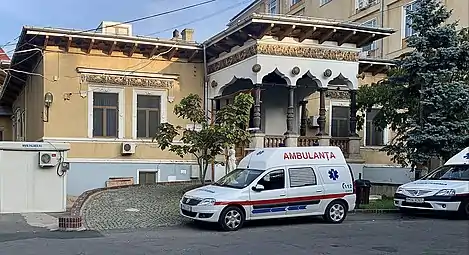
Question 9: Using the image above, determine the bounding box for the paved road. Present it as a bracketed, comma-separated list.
[0, 214, 468, 255]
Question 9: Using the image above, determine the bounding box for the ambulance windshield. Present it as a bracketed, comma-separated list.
[214, 168, 263, 189]
[423, 165, 469, 181]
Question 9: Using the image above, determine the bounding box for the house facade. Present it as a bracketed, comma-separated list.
[0, 48, 12, 142]
[1, 23, 205, 195]
[1, 12, 399, 196]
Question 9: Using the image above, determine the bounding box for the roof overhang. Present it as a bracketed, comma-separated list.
[204, 13, 395, 58]
[0, 26, 205, 105]
[358, 58, 395, 76]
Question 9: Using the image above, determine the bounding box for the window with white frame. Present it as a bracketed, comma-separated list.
[331, 106, 350, 138]
[93, 92, 119, 137]
[365, 109, 385, 146]
[88, 87, 124, 139]
[133, 89, 167, 139]
[361, 19, 378, 52]
[137, 95, 161, 138]
[404, 1, 419, 38]
[320, 0, 332, 5]
[268, 0, 277, 14]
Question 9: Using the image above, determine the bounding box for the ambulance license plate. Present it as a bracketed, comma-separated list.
[181, 204, 192, 211]
[406, 197, 424, 203]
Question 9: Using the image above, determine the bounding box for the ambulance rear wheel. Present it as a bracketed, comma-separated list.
[324, 200, 347, 224]
[219, 206, 245, 231]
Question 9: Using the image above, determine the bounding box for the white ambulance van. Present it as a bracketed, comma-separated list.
[394, 147, 469, 218]
[180, 146, 356, 231]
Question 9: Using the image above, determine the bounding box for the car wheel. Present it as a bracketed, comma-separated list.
[324, 200, 347, 224]
[457, 200, 469, 219]
[219, 206, 245, 231]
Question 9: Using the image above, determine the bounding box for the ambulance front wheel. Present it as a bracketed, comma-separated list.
[457, 200, 469, 219]
[219, 206, 245, 231]
[324, 200, 347, 224]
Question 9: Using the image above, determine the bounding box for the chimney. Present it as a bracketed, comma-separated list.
[181, 28, 194, 42]
[172, 29, 180, 40]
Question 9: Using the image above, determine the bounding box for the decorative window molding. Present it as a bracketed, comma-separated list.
[132, 89, 168, 140]
[87, 85, 125, 139]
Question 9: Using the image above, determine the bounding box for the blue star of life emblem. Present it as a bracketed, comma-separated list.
[328, 169, 339, 181]
[464, 153, 469, 160]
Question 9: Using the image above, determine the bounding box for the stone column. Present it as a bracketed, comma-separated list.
[299, 100, 308, 136]
[348, 89, 361, 160]
[316, 88, 327, 136]
[252, 84, 262, 132]
[349, 89, 358, 137]
[285, 85, 296, 135]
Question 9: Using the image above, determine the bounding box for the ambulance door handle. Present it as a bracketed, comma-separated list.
[316, 190, 323, 193]
[280, 194, 286, 197]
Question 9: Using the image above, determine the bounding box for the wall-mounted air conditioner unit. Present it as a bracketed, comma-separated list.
[38, 151, 60, 167]
[307, 116, 320, 128]
[121, 142, 136, 155]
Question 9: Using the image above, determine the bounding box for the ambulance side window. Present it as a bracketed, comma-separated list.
[288, 167, 317, 187]
[258, 169, 285, 190]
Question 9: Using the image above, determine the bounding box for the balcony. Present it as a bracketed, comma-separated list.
[262, 135, 351, 156]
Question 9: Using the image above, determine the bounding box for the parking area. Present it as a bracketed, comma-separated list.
[81, 184, 199, 230]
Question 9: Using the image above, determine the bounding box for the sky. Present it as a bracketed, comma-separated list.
[0, 0, 253, 57]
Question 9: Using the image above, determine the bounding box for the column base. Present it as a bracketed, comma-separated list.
[317, 136, 331, 146]
[250, 133, 265, 149]
[348, 136, 362, 160]
[285, 134, 300, 147]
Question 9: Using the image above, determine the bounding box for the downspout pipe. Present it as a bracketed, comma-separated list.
[202, 43, 215, 182]
[380, 0, 385, 58]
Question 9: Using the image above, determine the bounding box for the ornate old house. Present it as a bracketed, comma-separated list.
[0, 13, 398, 196]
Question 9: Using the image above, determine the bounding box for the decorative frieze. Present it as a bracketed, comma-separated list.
[207, 45, 257, 74]
[325, 90, 349, 100]
[81, 73, 175, 88]
[256, 44, 358, 62]
[207, 43, 359, 74]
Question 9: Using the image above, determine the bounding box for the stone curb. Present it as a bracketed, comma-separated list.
[351, 209, 400, 214]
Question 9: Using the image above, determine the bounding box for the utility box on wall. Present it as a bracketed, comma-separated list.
[0, 142, 70, 214]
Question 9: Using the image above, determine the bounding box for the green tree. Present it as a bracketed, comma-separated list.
[153, 93, 254, 184]
[356, 0, 469, 169]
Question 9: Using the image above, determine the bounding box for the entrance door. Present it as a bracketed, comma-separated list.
[249, 169, 287, 219]
[286, 166, 324, 216]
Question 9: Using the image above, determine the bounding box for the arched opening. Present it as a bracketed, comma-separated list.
[260, 70, 290, 136]
[296, 71, 321, 137]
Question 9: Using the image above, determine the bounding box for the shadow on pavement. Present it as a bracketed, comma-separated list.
[0, 230, 104, 243]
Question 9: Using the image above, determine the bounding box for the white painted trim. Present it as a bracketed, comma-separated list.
[132, 88, 168, 139]
[76, 67, 179, 80]
[136, 169, 161, 184]
[87, 85, 125, 139]
[40, 136, 184, 144]
[66, 158, 197, 164]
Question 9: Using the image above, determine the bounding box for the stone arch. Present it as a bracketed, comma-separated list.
[296, 71, 322, 101]
[328, 73, 353, 89]
[261, 68, 291, 86]
[218, 76, 254, 96]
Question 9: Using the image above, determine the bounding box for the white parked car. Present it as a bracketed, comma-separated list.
[180, 146, 356, 231]
[394, 147, 469, 218]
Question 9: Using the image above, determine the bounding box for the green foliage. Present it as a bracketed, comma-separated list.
[356, 0, 469, 167]
[153, 93, 254, 183]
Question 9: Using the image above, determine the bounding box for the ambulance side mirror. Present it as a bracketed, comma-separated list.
[252, 184, 265, 191]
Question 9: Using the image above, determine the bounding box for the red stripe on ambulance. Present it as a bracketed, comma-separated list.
[214, 192, 353, 206]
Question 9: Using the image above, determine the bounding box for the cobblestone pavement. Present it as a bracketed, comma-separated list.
[82, 184, 199, 231]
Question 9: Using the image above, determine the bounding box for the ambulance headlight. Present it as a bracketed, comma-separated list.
[198, 198, 216, 206]
[435, 189, 456, 196]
